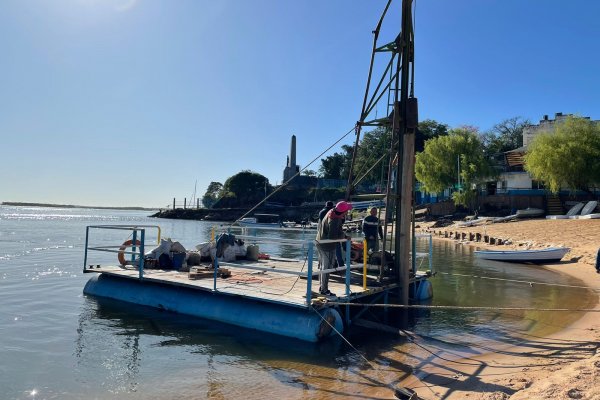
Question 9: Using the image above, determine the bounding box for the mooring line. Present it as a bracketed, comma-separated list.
[325, 303, 600, 312]
[436, 271, 600, 291]
[310, 306, 411, 396]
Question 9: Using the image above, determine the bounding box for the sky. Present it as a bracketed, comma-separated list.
[1, 0, 599, 208]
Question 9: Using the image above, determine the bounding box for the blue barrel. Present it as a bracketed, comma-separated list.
[84, 274, 343, 342]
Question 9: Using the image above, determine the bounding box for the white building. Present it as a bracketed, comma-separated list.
[497, 112, 597, 193]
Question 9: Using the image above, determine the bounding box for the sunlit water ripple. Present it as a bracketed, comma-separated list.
[0, 205, 595, 399]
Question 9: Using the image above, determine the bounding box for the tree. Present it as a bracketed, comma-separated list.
[416, 119, 449, 152]
[481, 117, 530, 155]
[415, 127, 495, 203]
[201, 181, 223, 208]
[302, 169, 317, 177]
[352, 127, 392, 184]
[219, 170, 271, 207]
[319, 145, 353, 179]
[524, 116, 600, 194]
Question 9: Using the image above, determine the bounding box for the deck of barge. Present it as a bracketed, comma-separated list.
[86, 257, 430, 309]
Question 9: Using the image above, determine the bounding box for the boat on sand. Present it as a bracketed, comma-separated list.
[473, 247, 570, 263]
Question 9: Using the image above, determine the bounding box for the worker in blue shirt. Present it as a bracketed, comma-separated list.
[362, 207, 384, 252]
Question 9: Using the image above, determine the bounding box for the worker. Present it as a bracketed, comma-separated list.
[362, 207, 384, 252]
[316, 201, 352, 297]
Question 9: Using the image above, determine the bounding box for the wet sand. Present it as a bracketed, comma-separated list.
[406, 219, 600, 399]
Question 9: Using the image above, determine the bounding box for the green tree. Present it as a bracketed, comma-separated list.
[524, 116, 600, 193]
[416, 119, 449, 152]
[302, 169, 317, 177]
[201, 181, 223, 208]
[353, 127, 392, 184]
[415, 127, 494, 204]
[319, 145, 353, 179]
[219, 170, 271, 207]
[481, 116, 530, 155]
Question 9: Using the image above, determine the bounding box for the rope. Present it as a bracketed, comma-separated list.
[310, 305, 407, 395]
[436, 271, 600, 291]
[325, 303, 600, 312]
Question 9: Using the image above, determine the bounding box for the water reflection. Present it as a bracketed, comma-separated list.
[72, 232, 597, 399]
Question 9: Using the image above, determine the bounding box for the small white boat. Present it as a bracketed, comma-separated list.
[578, 213, 600, 219]
[237, 214, 281, 228]
[474, 247, 570, 263]
[516, 207, 545, 218]
[457, 217, 492, 227]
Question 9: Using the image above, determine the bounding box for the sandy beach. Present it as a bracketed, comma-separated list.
[407, 218, 600, 399]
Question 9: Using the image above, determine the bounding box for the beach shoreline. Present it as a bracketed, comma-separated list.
[406, 218, 600, 399]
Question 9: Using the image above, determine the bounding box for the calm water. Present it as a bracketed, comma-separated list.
[1, 206, 596, 400]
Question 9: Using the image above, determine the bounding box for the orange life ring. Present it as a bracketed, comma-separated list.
[118, 239, 141, 265]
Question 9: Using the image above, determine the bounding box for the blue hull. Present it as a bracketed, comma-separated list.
[83, 274, 343, 342]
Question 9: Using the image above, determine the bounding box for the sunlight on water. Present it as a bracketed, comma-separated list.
[0, 205, 596, 399]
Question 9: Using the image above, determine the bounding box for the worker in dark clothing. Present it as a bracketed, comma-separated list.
[596, 248, 600, 274]
[318, 201, 335, 222]
[362, 207, 384, 252]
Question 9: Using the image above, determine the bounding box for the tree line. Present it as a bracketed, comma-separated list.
[202, 115, 600, 208]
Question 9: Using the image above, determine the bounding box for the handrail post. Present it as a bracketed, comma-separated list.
[132, 229, 138, 264]
[306, 241, 314, 305]
[363, 238, 368, 289]
[213, 257, 219, 291]
[429, 234, 433, 274]
[345, 238, 351, 326]
[139, 229, 145, 280]
[83, 226, 90, 273]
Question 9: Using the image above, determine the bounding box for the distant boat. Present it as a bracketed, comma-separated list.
[457, 217, 492, 227]
[516, 207, 545, 218]
[474, 247, 570, 263]
[237, 214, 281, 228]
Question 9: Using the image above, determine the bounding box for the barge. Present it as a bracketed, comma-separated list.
[83, 225, 433, 343]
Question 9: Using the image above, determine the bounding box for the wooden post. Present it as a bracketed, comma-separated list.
[184, 198, 187, 209]
[173, 198, 175, 210]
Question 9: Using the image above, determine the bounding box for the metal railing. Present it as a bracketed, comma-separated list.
[83, 225, 161, 279]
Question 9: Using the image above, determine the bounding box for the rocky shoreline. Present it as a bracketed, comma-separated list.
[151, 204, 324, 222]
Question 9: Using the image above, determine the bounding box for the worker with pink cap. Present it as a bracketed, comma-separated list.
[315, 201, 353, 297]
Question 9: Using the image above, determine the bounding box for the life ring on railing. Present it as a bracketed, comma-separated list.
[118, 239, 141, 266]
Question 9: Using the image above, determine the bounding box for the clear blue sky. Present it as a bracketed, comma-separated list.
[2, 0, 599, 208]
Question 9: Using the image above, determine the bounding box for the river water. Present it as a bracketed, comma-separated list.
[0, 206, 596, 399]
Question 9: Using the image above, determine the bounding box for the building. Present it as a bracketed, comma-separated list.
[497, 112, 598, 194]
[522, 112, 596, 146]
